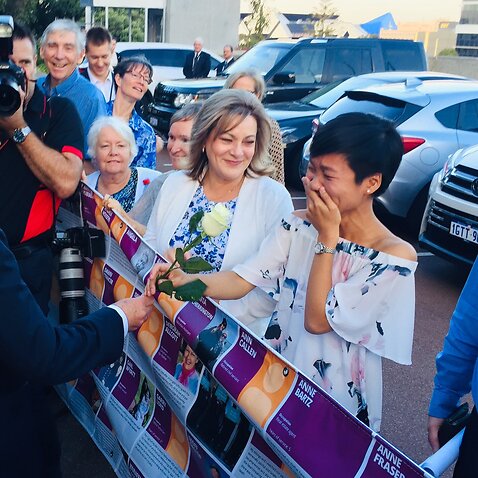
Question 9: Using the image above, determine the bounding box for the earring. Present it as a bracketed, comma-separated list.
[367, 189, 371, 194]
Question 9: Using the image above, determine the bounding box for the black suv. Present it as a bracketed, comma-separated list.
[147, 37, 427, 137]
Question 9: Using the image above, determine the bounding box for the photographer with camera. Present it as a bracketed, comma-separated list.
[0, 19, 83, 315]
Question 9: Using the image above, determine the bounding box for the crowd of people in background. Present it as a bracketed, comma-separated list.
[1, 16, 477, 478]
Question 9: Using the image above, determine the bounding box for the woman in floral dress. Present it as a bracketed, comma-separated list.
[148, 113, 418, 431]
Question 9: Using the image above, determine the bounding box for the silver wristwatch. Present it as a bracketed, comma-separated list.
[314, 241, 336, 255]
[12, 126, 31, 144]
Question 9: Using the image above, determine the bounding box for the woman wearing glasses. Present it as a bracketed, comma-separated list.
[107, 56, 157, 169]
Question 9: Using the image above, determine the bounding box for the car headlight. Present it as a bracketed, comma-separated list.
[280, 127, 299, 145]
[173, 93, 194, 108]
[193, 92, 214, 102]
[440, 149, 461, 183]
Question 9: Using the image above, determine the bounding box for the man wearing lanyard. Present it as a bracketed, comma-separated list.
[80, 26, 117, 103]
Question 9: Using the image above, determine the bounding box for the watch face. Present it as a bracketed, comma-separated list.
[13, 126, 30, 143]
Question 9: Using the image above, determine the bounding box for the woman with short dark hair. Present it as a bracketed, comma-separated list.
[148, 112, 417, 431]
[108, 56, 157, 169]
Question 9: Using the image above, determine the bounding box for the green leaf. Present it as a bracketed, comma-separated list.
[183, 233, 204, 253]
[175, 248, 186, 267]
[174, 279, 207, 302]
[156, 279, 174, 297]
[183, 256, 214, 273]
[188, 210, 204, 234]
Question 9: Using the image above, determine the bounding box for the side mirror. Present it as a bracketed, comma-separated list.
[272, 72, 296, 84]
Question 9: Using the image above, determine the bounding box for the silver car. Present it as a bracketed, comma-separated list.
[419, 145, 478, 266]
[301, 78, 478, 230]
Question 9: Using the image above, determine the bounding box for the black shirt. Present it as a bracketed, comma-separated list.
[0, 86, 84, 246]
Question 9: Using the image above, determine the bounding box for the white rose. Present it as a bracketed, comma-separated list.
[201, 204, 231, 237]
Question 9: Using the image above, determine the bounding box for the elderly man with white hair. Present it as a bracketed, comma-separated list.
[183, 37, 211, 79]
[38, 19, 107, 168]
[85, 116, 160, 212]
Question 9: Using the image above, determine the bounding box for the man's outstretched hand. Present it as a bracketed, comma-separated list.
[115, 295, 155, 331]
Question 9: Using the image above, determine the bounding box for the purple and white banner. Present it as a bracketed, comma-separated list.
[55, 183, 432, 478]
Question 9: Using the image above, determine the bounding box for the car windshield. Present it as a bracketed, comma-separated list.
[224, 43, 291, 76]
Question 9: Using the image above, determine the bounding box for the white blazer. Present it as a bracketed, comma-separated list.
[144, 171, 294, 332]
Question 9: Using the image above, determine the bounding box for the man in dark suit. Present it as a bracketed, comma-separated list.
[183, 37, 211, 79]
[0, 228, 153, 477]
[215, 44, 235, 75]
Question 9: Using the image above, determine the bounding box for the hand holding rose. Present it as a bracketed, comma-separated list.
[146, 205, 232, 302]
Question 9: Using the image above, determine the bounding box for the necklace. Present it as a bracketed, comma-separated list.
[202, 174, 245, 202]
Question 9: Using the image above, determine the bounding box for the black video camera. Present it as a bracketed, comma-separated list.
[0, 15, 26, 116]
[52, 226, 106, 258]
[52, 226, 106, 323]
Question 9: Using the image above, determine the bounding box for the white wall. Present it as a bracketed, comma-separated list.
[165, 0, 240, 55]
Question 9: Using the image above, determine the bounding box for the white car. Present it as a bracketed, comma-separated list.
[419, 145, 478, 266]
[115, 42, 222, 95]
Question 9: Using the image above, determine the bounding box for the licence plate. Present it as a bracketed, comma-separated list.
[450, 221, 478, 244]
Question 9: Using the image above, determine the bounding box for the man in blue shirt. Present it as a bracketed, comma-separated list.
[38, 19, 107, 171]
[428, 258, 478, 477]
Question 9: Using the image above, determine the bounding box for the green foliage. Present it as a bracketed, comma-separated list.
[240, 0, 269, 49]
[438, 48, 458, 57]
[93, 8, 145, 42]
[182, 256, 213, 274]
[312, 0, 337, 38]
[1, 0, 83, 39]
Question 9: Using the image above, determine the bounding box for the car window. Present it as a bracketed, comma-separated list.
[457, 99, 478, 132]
[118, 48, 190, 68]
[381, 43, 422, 71]
[226, 43, 290, 76]
[435, 104, 460, 129]
[320, 92, 421, 126]
[277, 47, 326, 84]
[327, 48, 372, 82]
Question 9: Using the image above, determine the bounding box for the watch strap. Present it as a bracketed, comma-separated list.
[314, 242, 336, 255]
[12, 125, 31, 143]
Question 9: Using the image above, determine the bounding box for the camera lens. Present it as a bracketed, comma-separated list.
[58, 247, 88, 323]
[0, 76, 21, 116]
[59, 248, 85, 299]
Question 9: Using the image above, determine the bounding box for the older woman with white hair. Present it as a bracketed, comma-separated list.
[85, 116, 160, 212]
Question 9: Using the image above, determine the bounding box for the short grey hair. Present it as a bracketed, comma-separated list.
[224, 69, 266, 101]
[40, 19, 85, 54]
[170, 101, 202, 126]
[87, 116, 138, 165]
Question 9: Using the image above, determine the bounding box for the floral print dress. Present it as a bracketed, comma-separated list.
[169, 186, 237, 271]
[233, 214, 417, 431]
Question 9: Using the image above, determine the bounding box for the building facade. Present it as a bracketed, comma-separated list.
[456, 0, 478, 56]
[84, 0, 240, 54]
